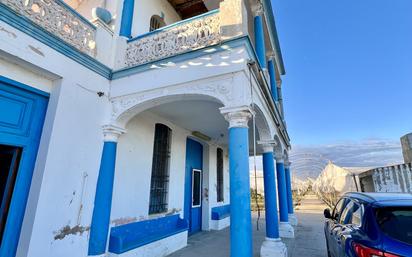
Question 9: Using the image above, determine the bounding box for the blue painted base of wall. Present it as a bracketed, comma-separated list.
[109, 214, 188, 254]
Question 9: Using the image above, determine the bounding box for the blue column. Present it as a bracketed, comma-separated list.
[268, 59, 279, 102]
[285, 166, 294, 214]
[119, 0, 135, 37]
[276, 159, 289, 222]
[88, 141, 118, 255]
[223, 109, 252, 257]
[254, 14, 266, 69]
[262, 150, 280, 239]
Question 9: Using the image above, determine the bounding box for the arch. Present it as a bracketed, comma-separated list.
[111, 92, 226, 128]
[252, 103, 271, 141]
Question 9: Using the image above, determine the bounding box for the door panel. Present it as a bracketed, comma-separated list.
[184, 138, 203, 235]
[0, 77, 48, 257]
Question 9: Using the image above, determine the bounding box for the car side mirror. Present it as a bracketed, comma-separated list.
[324, 208, 332, 219]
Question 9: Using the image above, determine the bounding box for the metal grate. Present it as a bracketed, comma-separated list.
[217, 148, 224, 202]
[149, 124, 172, 214]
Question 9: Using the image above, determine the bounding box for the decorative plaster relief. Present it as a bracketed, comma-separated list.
[110, 78, 239, 126]
[1, 0, 96, 56]
[125, 12, 221, 67]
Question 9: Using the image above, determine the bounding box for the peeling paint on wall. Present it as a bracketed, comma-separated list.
[53, 225, 89, 240]
[0, 26, 17, 38]
[28, 45, 45, 57]
[361, 163, 412, 193]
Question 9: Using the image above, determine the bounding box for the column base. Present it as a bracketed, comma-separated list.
[260, 238, 287, 257]
[279, 222, 295, 238]
[288, 213, 298, 226]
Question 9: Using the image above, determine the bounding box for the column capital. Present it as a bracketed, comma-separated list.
[267, 53, 276, 61]
[284, 161, 292, 169]
[258, 140, 277, 153]
[220, 106, 254, 128]
[252, 2, 264, 16]
[102, 124, 126, 142]
[275, 155, 284, 163]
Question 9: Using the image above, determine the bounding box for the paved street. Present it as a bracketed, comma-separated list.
[286, 193, 328, 257]
[168, 193, 328, 257]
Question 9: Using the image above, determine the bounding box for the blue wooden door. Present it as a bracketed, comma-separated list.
[0, 76, 48, 257]
[184, 138, 203, 235]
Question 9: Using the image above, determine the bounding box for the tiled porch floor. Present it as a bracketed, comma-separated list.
[168, 194, 328, 257]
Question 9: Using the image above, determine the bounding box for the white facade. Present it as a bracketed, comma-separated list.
[0, 0, 292, 257]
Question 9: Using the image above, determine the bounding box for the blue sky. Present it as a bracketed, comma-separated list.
[255, 0, 412, 175]
[272, 0, 412, 146]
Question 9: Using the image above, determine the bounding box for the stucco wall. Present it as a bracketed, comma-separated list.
[112, 110, 230, 230]
[360, 163, 412, 193]
[112, 111, 188, 223]
[401, 133, 412, 164]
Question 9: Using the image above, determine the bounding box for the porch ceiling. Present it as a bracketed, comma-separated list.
[148, 100, 228, 145]
[147, 100, 263, 154]
[167, 0, 222, 19]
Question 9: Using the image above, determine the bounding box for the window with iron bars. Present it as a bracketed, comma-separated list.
[217, 148, 224, 202]
[149, 123, 172, 214]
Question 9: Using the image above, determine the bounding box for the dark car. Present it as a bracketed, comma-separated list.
[324, 192, 412, 257]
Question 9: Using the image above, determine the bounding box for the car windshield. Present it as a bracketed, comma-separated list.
[375, 207, 412, 245]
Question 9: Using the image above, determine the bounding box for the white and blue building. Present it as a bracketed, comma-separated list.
[0, 0, 296, 256]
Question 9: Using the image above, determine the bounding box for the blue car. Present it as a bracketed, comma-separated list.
[324, 192, 412, 257]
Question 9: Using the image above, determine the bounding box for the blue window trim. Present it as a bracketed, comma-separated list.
[0, 76, 48, 257]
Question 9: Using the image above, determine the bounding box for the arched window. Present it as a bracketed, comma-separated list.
[149, 123, 172, 214]
[149, 15, 166, 32]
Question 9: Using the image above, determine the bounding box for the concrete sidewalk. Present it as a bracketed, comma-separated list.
[168, 193, 328, 257]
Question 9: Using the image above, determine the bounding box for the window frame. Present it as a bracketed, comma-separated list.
[148, 123, 172, 215]
[332, 197, 348, 221]
[192, 169, 202, 208]
[339, 199, 364, 227]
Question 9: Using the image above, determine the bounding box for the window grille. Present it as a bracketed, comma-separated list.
[149, 124, 172, 214]
[217, 148, 224, 202]
[149, 15, 166, 32]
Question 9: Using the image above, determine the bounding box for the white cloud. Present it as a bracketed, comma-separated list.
[250, 138, 404, 180]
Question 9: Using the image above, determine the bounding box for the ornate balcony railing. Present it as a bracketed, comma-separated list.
[0, 0, 97, 57]
[125, 10, 221, 68]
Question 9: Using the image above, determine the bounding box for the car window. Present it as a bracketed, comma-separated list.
[332, 198, 346, 220]
[352, 203, 363, 226]
[375, 207, 412, 245]
[340, 201, 363, 225]
[340, 201, 354, 224]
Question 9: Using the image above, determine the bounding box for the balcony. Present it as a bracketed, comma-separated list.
[0, 0, 97, 57]
[122, 0, 247, 69]
[124, 10, 221, 68]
